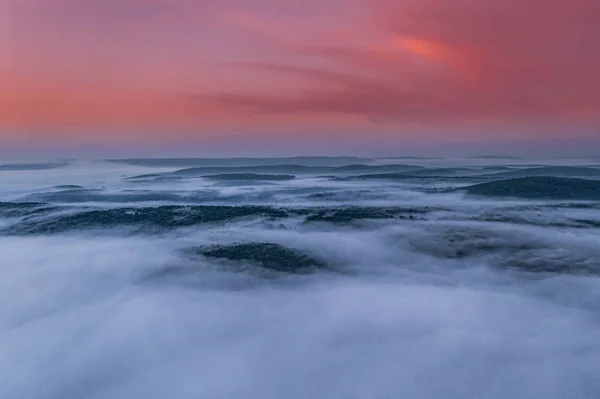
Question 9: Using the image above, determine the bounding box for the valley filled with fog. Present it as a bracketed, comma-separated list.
[1, 156, 600, 399]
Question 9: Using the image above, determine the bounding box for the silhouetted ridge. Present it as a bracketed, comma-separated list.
[467, 155, 525, 160]
[19, 188, 247, 203]
[352, 173, 489, 181]
[124, 164, 424, 180]
[463, 177, 600, 200]
[5, 206, 289, 235]
[0, 161, 70, 171]
[400, 168, 476, 176]
[334, 164, 423, 172]
[382, 156, 441, 160]
[202, 173, 295, 181]
[108, 157, 372, 167]
[487, 166, 600, 178]
[304, 207, 429, 223]
[481, 167, 514, 171]
[353, 173, 421, 180]
[168, 165, 322, 176]
[2, 205, 441, 234]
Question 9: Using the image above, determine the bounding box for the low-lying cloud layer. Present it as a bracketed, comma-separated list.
[1, 158, 600, 398]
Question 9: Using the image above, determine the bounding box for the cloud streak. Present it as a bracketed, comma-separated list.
[197, 0, 600, 126]
[1, 0, 599, 143]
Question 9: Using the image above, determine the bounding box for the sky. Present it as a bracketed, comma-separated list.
[1, 0, 600, 156]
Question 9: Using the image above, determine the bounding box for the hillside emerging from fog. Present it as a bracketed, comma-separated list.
[1, 156, 600, 399]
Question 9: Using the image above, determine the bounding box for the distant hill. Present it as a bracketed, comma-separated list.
[379, 156, 442, 160]
[467, 155, 525, 160]
[125, 164, 424, 179]
[481, 166, 515, 171]
[201, 174, 295, 181]
[107, 157, 373, 167]
[462, 177, 600, 200]
[487, 166, 600, 178]
[0, 161, 70, 171]
[402, 168, 476, 176]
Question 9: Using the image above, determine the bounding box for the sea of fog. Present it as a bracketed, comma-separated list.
[1, 156, 600, 398]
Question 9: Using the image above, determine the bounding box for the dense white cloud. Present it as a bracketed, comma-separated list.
[1, 159, 599, 398]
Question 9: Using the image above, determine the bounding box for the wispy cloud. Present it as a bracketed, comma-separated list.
[1, 0, 599, 139]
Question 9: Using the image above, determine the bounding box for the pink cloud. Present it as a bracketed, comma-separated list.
[191, 0, 600, 130]
[2, 0, 599, 138]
